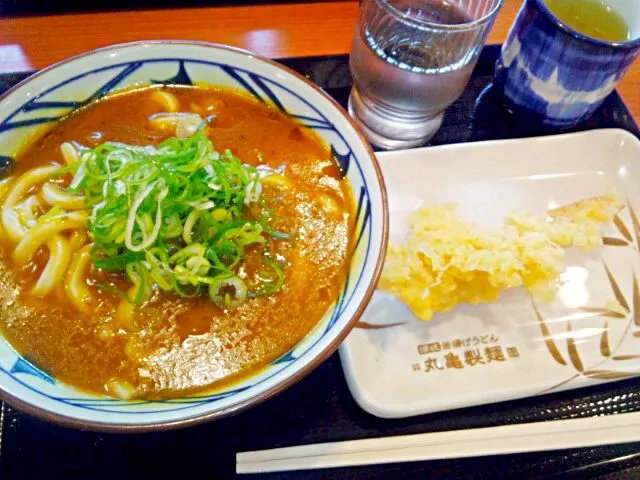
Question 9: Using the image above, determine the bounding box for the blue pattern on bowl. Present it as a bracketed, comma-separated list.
[0, 43, 385, 428]
[494, 0, 640, 127]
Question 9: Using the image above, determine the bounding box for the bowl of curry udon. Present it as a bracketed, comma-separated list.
[0, 41, 387, 430]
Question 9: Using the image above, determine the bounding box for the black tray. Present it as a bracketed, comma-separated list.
[1, 45, 640, 480]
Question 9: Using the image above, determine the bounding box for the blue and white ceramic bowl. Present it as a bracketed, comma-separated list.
[0, 41, 388, 431]
[494, 0, 640, 127]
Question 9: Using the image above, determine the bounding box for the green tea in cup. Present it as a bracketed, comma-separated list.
[544, 0, 630, 42]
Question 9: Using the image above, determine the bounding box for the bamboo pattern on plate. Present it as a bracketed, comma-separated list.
[536, 202, 640, 391]
[355, 321, 406, 329]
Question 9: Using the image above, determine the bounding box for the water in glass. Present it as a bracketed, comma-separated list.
[349, 0, 502, 149]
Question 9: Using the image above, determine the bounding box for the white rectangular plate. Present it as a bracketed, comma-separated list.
[339, 129, 640, 419]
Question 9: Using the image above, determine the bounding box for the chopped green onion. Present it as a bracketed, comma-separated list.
[209, 276, 247, 310]
[74, 128, 292, 309]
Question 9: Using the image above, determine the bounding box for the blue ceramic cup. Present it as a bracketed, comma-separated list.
[494, 0, 640, 127]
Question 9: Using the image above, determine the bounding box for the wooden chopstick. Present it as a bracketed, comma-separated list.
[236, 411, 640, 473]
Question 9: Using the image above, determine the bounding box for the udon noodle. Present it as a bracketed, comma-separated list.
[2, 151, 87, 299]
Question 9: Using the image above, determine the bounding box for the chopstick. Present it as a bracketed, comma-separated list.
[236, 411, 640, 473]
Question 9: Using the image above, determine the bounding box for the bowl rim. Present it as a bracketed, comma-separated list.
[0, 39, 389, 432]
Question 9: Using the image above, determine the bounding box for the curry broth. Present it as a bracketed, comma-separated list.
[0, 85, 355, 398]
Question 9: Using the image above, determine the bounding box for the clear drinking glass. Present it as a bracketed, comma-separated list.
[349, 0, 502, 149]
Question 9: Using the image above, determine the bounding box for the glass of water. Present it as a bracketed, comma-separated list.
[349, 0, 502, 149]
